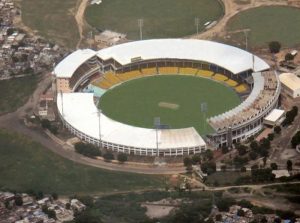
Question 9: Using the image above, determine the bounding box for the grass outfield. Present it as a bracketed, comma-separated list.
[0, 75, 38, 114]
[20, 0, 79, 48]
[226, 6, 300, 47]
[85, 0, 223, 40]
[0, 130, 164, 195]
[99, 75, 240, 135]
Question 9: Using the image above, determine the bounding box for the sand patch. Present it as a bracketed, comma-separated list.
[158, 102, 179, 110]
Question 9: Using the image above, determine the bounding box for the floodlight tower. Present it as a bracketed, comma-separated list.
[195, 17, 200, 35]
[138, 18, 144, 40]
[200, 102, 208, 133]
[98, 109, 102, 147]
[154, 117, 160, 156]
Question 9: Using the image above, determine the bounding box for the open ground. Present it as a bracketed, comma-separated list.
[85, 0, 223, 40]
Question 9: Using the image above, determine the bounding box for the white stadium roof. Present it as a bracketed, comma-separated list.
[54, 49, 97, 78]
[57, 93, 206, 150]
[54, 39, 270, 78]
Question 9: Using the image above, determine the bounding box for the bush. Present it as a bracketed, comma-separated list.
[74, 142, 101, 158]
[103, 152, 114, 161]
[240, 166, 247, 172]
[117, 153, 127, 163]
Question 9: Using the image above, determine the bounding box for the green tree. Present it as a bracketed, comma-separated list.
[268, 41, 281, 54]
[192, 154, 201, 164]
[285, 53, 294, 61]
[270, 162, 278, 170]
[250, 141, 259, 152]
[74, 142, 101, 158]
[183, 157, 193, 167]
[237, 209, 245, 217]
[103, 152, 114, 161]
[41, 119, 51, 129]
[51, 193, 58, 200]
[274, 126, 281, 134]
[249, 151, 258, 160]
[267, 133, 274, 141]
[117, 153, 128, 163]
[291, 130, 300, 148]
[221, 164, 227, 172]
[14, 195, 23, 206]
[287, 160, 293, 171]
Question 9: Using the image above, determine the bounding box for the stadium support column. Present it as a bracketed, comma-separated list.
[227, 126, 233, 148]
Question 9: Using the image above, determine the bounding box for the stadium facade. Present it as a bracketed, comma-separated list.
[53, 39, 280, 156]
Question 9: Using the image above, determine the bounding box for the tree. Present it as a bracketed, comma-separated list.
[263, 156, 267, 166]
[183, 157, 193, 167]
[51, 193, 58, 200]
[216, 197, 236, 212]
[74, 142, 101, 158]
[203, 150, 213, 161]
[249, 151, 258, 160]
[117, 153, 127, 163]
[236, 144, 248, 156]
[14, 195, 23, 206]
[103, 152, 114, 161]
[285, 53, 294, 61]
[221, 164, 227, 172]
[267, 133, 274, 141]
[186, 165, 193, 174]
[201, 161, 216, 174]
[269, 41, 281, 54]
[274, 126, 281, 134]
[215, 214, 222, 221]
[66, 203, 71, 210]
[270, 162, 278, 170]
[287, 160, 293, 171]
[74, 210, 103, 223]
[41, 119, 51, 129]
[192, 154, 201, 164]
[221, 146, 229, 154]
[237, 209, 245, 217]
[240, 166, 247, 172]
[291, 130, 300, 148]
[259, 138, 270, 150]
[250, 141, 259, 152]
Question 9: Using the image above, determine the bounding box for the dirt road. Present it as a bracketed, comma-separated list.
[75, 0, 89, 48]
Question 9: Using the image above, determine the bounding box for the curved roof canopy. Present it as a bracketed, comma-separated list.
[57, 93, 206, 150]
[54, 39, 270, 78]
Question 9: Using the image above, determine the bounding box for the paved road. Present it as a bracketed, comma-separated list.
[0, 74, 185, 174]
